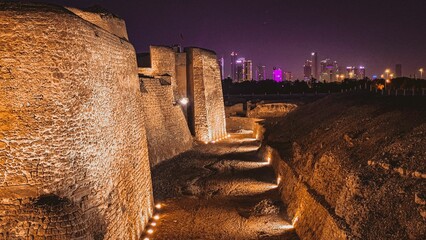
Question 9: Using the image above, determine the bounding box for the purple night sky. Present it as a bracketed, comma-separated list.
[22, 0, 426, 79]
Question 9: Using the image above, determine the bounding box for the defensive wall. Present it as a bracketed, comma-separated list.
[139, 76, 193, 167]
[0, 2, 228, 239]
[138, 46, 227, 143]
[0, 3, 153, 239]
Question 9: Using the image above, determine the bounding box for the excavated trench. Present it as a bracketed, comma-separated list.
[148, 136, 299, 240]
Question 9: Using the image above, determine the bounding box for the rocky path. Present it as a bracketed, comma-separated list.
[144, 135, 299, 240]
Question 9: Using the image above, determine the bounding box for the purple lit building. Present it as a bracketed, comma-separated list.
[272, 67, 283, 82]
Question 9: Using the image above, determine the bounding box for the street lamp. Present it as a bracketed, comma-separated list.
[420, 68, 424, 79]
[385, 69, 390, 79]
[390, 73, 394, 79]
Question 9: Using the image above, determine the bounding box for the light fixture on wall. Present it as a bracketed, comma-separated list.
[178, 97, 189, 105]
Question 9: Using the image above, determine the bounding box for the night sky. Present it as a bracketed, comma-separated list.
[22, 0, 426, 79]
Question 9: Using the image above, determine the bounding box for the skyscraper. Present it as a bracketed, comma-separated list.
[311, 52, 319, 80]
[256, 65, 266, 81]
[395, 64, 402, 77]
[303, 60, 312, 81]
[346, 66, 366, 79]
[284, 71, 293, 81]
[230, 52, 237, 81]
[236, 57, 245, 82]
[358, 66, 366, 79]
[243, 60, 253, 81]
[320, 58, 335, 82]
[272, 67, 283, 82]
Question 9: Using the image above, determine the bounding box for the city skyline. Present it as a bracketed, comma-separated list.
[31, 0, 425, 79]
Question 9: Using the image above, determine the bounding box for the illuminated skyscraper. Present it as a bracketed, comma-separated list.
[256, 65, 266, 81]
[272, 67, 283, 82]
[395, 64, 402, 77]
[230, 52, 238, 81]
[284, 71, 293, 81]
[243, 60, 253, 81]
[236, 57, 245, 82]
[303, 60, 312, 81]
[346, 66, 366, 79]
[358, 66, 366, 79]
[311, 52, 319, 80]
[320, 58, 335, 82]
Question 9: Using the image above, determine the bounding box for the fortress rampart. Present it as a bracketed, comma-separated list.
[0, 3, 152, 239]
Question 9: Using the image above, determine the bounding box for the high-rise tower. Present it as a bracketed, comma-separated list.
[256, 65, 266, 80]
[303, 60, 312, 81]
[311, 52, 318, 80]
[230, 52, 237, 81]
[395, 64, 402, 77]
[243, 60, 253, 81]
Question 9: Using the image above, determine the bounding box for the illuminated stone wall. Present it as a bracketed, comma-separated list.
[247, 103, 298, 118]
[140, 76, 193, 167]
[138, 46, 227, 143]
[0, 3, 153, 239]
[186, 48, 227, 142]
[65, 6, 129, 40]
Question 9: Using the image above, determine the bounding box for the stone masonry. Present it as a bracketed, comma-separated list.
[139, 76, 193, 167]
[186, 48, 227, 142]
[139, 46, 227, 143]
[0, 3, 153, 239]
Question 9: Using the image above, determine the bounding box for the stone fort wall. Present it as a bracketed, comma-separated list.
[139, 76, 193, 167]
[0, 3, 153, 239]
[186, 48, 227, 142]
[140, 46, 227, 143]
[65, 7, 129, 40]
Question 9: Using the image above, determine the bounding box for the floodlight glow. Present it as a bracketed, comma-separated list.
[153, 215, 160, 220]
[178, 98, 189, 105]
[155, 203, 162, 209]
[147, 229, 154, 234]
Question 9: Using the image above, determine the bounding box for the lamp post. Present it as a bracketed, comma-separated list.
[420, 68, 424, 79]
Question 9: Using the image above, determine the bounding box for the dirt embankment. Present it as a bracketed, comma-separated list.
[264, 93, 426, 240]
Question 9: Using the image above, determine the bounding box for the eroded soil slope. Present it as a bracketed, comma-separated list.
[266, 93, 426, 239]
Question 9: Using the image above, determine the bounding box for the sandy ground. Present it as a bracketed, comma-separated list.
[143, 135, 299, 240]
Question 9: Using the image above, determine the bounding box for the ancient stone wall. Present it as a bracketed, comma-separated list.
[65, 7, 129, 40]
[140, 76, 193, 167]
[0, 3, 153, 239]
[175, 52, 188, 99]
[186, 48, 227, 142]
[247, 103, 297, 118]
